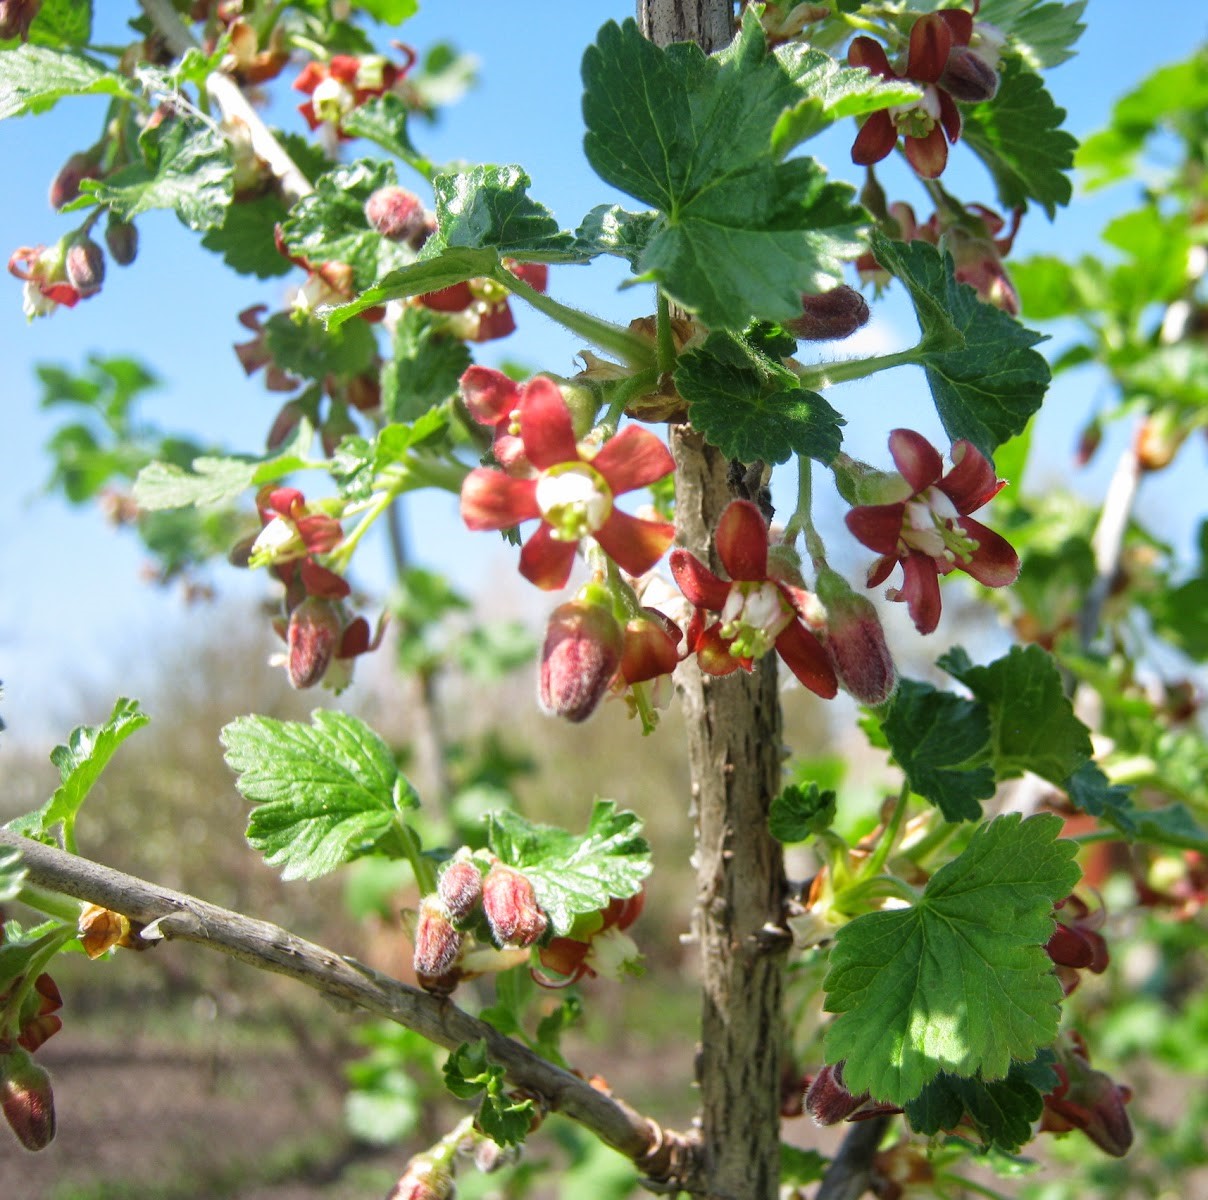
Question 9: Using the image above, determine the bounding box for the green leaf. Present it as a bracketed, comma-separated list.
[340, 93, 425, 165]
[582, 17, 865, 329]
[279, 159, 409, 290]
[0, 844, 27, 903]
[6, 699, 149, 847]
[676, 331, 844, 464]
[264, 310, 379, 383]
[199, 192, 292, 278]
[961, 56, 1077, 219]
[486, 799, 651, 937]
[881, 680, 995, 822]
[939, 645, 1091, 784]
[222, 710, 419, 882]
[573, 204, 659, 268]
[1144, 521, 1208, 661]
[905, 1054, 1058, 1152]
[780, 1145, 828, 1187]
[975, 0, 1087, 69]
[0, 44, 130, 119]
[133, 419, 314, 511]
[443, 1040, 535, 1147]
[325, 164, 576, 326]
[769, 782, 837, 842]
[824, 813, 1079, 1105]
[85, 113, 233, 232]
[772, 46, 921, 151]
[871, 231, 1050, 456]
[27, 0, 93, 47]
[1065, 763, 1208, 853]
[352, 0, 418, 22]
[382, 306, 471, 423]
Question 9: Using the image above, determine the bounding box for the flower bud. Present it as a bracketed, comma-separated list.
[64, 238, 104, 298]
[437, 859, 483, 925]
[1041, 1038, 1133, 1157]
[0, 1047, 55, 1151]
[938, 45, 1000, 102]
[482, 865, 547, 948]
[49, 151, 100, 210]
[538, 594, 623, 723]
[387, 1156, 456, 1200]
[413, 896, 464, 983]
[814, 567, 897, 706]
[785, 285, 870, 342]
[78, 903, 133, 959]
[364, 186, 427, 243]
[104, 215, 138, 266]
[804, 1062, 867, 1126]
[286, 597, 343, 689]
[0, 0, 41, 41]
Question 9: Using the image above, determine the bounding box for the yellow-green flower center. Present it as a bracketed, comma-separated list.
[900, 486, 980, 564]
[535, 462, 613, 542]
[719, 581, 794, 660]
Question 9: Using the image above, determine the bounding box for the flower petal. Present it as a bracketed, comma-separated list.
[694, 623, 747, 677]
[896, 553, 943, 634]
[518, 376, 579, 469]
[460, 365, 519, 426]
[846, 502, 906, 555]
[620, 610, 682, 684]
[955, 517, 1021, 587]
[670, 549, 733, 611]
[715, 500, 770, 581]
[888, 429, 944, 493]
[938, 8, 973, 46]
[595, 509, 676, 577]
[939, 89, 962, 144]
[940, 440, 1003, 512]
[866, 554, 898, 589]
[904, 124, 949, 178]
[460, 469, 539, 530]
[775, 620, 839, 699]
[591, 426, 675, 494]
[519, 524, 578, 590]
[906, 14, 953, 83]
[848, 36, 894, 78]
[851, 111, 897, 166]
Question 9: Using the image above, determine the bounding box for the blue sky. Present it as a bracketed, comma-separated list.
[1, 0, 1205, 742]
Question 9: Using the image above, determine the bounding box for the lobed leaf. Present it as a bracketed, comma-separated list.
[0, 43, 130, 119]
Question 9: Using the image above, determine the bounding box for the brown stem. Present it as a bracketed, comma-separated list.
[0, 830, 702, 1188]
[815, 1115, 891, 1200]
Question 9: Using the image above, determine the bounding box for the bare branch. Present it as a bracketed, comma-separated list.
[0, 831, 699, 1187]
[814, 1115, 890, 1200]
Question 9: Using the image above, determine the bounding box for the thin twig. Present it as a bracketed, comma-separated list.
[0, 830, 699, 1187]
[138, 0, 313, 204]
[814, 1115, 891, 1200]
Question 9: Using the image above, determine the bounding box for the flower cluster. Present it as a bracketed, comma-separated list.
[849, 5, 1003, 178]
[845, 429, 1019, 635]
[294, 48, 416, 138]
[420, 260, 550, 343]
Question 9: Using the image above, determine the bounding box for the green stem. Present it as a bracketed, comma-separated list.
[833, 873, 920, 912]
[861, 781, 911, 881]
[783, 456, 827, 569]
[0, 925, 75, 1038]
[655, 289, 677, 375]
[598, 367, 660, 436]
[793, 345, 922, 392]
[327, 488, 396, 572]
[497, 272, 657, 370]
[16, 885, 83, 926]
[399, 823, 437, 895]
[936, 1174, 1015, 1200]
[901, 813, 960, 867]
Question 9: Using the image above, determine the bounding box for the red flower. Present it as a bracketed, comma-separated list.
[8, 244, 86, 317]
[848, 10, 976, 178]
[670, 500, 838, 699]
[536, 892, 645, 987]
[419, 260, 549, 343]
[1040, 1034, 1133, 1158]
[293, 49, 415, 137]
[460, 377, 675, 590]
[251, 485, 350, 600]
[845, 430, 1019, 635]
[1046, 893, 1109, 995]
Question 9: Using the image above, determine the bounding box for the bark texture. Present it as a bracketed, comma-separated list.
[638, 0, 734, 52]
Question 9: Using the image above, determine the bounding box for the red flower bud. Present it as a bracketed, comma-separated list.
[437, 860, 483, 925]
[286, 597, 343, 689]
[1041, 1038, 1133, 1157]
[0, 1046, 55, 1151]
[482, 865, 547, 948]
[815, 567, 897, 706]
[538, 596, 624, 723]
[49, 151, 100, 210]
[104, 216, 138, 266]
[805, 1062, 867, 1126]
[938, 46, 1000, 103]
[785, 285, 870, 342]
[64, 238, 105, 298]
[365, 186, 427, 243]
[0, 0, 41, 41]
[413, 896, 464, 984]
[387, 1158, 455, 1200]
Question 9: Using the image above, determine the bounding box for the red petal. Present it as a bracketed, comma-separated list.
[670, 549, 732, 611]
[851, 111, 897, 166]
[907, 14, 954, 83]
[471, 301, 516, 342]
[620, 611, 682, 684]
[519, 376, 579, 469]
[888, 429, 944, 493]
[898, 554, 943, 634]
[338, 616, 371, 658]
[939, 9, 974, 46]
[775, 621, 839, 699]
[419, 282, 474, 312]
[866, 554, 898, 589]
[955, 518, 1020, 587]
[904, 125, 949, 178]
[460, 469, 539, 530]
[715, 500, 769, 581]
[848, 36, 894, 78]
[460, 365, 519, 426]
[846, 503, 906, 556]
[695, 623, 747, 676]
[940, 440, 1002, 512]
[519, 524, 578, 590]
[506, 261, 549, 292]
[595, 510, 675, 577]
[292, 62, 324, 94]
[591, 426, 675, 494]
[299, 560, 351, 599]
[939, 89, 962, 144]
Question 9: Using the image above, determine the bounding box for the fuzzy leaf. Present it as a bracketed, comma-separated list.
[84, 113, 233, 232]
[573, 204, 659, 267]
[676, 331, 844, 464]
[0, 43, 130, 119]
[443, 1040, 535, 1147]
[382, 306, 471, 423]
[222, 711, 418, 882]
[975, 0, 1087, 69]
[871, 231, 1050, 456]
[1065, 762, 1208, 853]
[769, 782, 837, 842]
[824, 813, 1079, 1105]
[961, 56, 1078, 219]
[263, 311, 379, 382]
[26, 0, 93, 46]
[486, 800, 650, 937]
[340, 93, 425, 164]
[582, 17, 864, 329]
[939, 645, 1091, 784]
[199, 192, 292, 278]
[881, 680, 996, 822]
